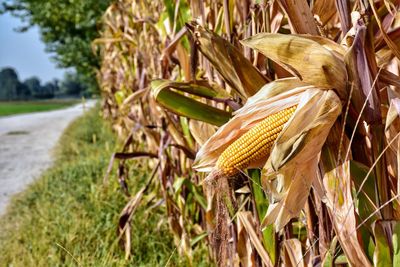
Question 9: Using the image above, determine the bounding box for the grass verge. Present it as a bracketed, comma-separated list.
[0, 106, 207, 266]
[0, 99, 80, 116]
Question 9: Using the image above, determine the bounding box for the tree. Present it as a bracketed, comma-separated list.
[0, 68, 32, 100]
[1, 0, 112, 93]
[16, 81, 30, 99]
[23, 76, 41, 96]
[60, 71, 85, 96]
[40, 81, 57, 99]
[0, 67, 20, 100]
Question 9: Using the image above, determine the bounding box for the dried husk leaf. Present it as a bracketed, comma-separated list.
[299, 35, 346, 57]
[243, 77, 310, 107]
[262, 159, 318, 231]
[269, 89, 342, 170]
[189, 120, 217, 146]
[262, 89, 342, 230]
[241, 33, 348, 99]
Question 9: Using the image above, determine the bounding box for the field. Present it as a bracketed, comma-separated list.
[0, 106, 209, 266]
[0, 99, 80, 116]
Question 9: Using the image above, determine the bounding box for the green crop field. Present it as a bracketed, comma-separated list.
[0, 100, 80, 116]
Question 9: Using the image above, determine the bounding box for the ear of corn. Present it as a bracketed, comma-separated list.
[216, 105, 297, 176]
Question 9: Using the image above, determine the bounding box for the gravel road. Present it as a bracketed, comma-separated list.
[0, 100, 96, 215]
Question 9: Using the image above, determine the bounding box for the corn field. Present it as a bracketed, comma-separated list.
[94, 0, 400, 266]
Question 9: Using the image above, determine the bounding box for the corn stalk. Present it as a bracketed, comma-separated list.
[95, 0, 400, 266]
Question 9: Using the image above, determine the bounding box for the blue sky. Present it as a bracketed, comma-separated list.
[0, 13, 66, 83]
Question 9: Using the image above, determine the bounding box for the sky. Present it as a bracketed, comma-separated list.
[0, 13, 67, 83]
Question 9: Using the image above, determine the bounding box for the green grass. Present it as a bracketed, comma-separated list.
[0, 106, 208, 266]
[0, 99, 80, 116]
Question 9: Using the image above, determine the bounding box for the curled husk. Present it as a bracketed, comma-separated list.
[262, 89, 342, 230]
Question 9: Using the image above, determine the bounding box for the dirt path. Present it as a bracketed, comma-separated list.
[0, 100, 96, 215]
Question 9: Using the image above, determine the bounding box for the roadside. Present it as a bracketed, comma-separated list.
[0, 100, 95, 215]
[0, 106, 207, 266]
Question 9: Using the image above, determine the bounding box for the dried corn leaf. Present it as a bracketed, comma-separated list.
[277, 0, 319, 34]
[152, 79, 231, 99]
[312, 0, 337, 25]
[238, 212, 274, 267]
[369, 0, 400, 60]
[385, 98, 400, 131]
[282, 238, 305, 267]
[186, 22, 268, 98]
[237, 214, 256, 267]
[385, 98, 400, 191]
[344, 20, 382, 124]
[321, 155, 372, 266]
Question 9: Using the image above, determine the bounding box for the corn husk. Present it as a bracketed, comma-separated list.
[193, 80, 307, 172]
[241, 33, 348, 99]
[194, 86, 342, 231]
[262, 89, 342, 230]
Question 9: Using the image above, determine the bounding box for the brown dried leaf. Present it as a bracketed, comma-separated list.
[282, 239, 305, 267]
[186, 22, 268, 98]
[238, 211, 274, 267]
[277, 0, 319, 34]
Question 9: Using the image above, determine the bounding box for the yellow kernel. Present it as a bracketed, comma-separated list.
[216, 105, 297, 176]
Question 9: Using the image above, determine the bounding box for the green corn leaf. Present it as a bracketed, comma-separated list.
[360, 224, 375, 263]
[114, 91, 125, 106]
[180, 117, 194, 149]
[393, 222, 400, 266]
[373, 221, 393, 267]
[190, 232, 208, 247]
[249, 169, 276, 265]
[322, 236, 339, 267]
[350, 160, 380, 227]
[151, 80, 231, 126]
[173, 177, 207, 210]
[152, 79, 230, 99]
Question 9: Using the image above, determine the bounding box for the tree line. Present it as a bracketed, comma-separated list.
[0, 67, 87, 100]
[1, 0, 112, 93]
